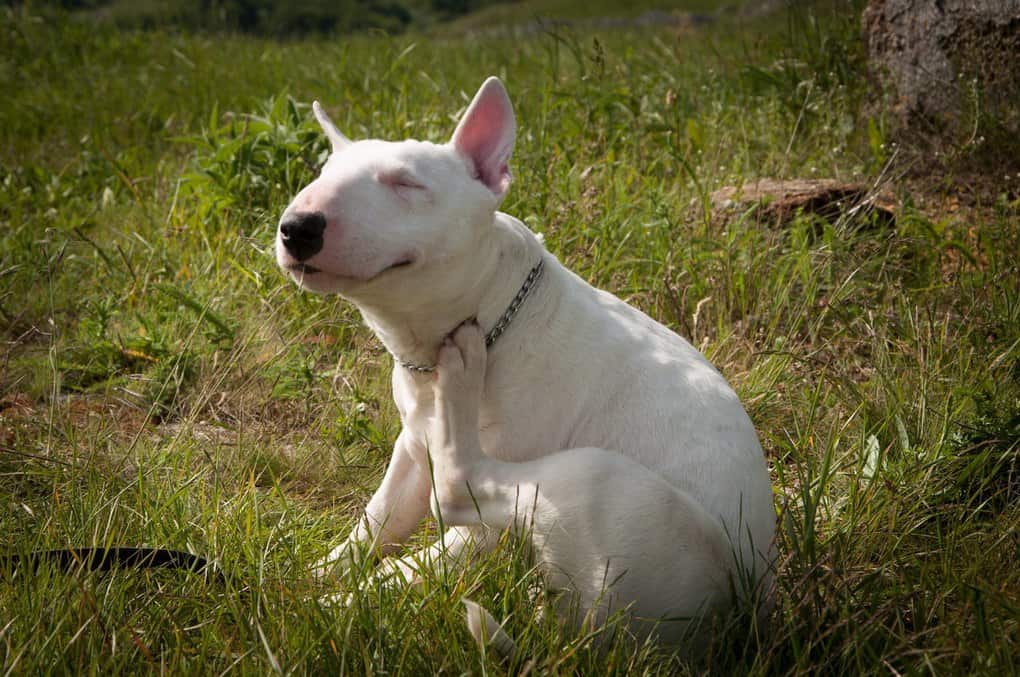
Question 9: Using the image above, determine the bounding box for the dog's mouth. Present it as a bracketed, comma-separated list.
[362, 256, 416, 282]
[286, 263, 321, 274]
[285, 257, 415, 282]
[381, 258, 414, 274]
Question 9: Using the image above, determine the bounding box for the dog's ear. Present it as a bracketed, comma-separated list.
[451, 77, 516, 199]
[313, 101, 351, 153]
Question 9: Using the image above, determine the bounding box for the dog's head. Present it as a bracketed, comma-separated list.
[276, 77, 516, 302]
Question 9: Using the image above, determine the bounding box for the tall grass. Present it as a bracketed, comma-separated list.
[2, 2, 1018, 673]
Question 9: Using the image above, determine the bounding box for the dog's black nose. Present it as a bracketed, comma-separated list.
[279, 212, 326, 261]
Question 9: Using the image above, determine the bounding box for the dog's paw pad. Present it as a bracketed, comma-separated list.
[450, 321, 485, 363]
[437, 337, 466, 373]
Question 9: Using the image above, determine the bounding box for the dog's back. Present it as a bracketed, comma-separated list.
[463, 214, 775, 581]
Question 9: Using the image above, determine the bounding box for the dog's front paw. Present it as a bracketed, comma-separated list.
[312, 539, 370, 582]
[321, 557, 421, 612]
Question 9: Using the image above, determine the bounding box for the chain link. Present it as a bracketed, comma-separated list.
[396, 258, 545, 373]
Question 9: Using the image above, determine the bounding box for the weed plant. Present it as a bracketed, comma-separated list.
[1, 2, 1018, 673]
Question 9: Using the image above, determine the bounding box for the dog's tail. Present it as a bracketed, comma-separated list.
[462, 598, 518, 662]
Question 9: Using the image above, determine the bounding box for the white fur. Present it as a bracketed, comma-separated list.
[277, 77, 775, 650]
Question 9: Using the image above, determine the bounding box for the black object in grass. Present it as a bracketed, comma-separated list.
[2, 547, 224, 582]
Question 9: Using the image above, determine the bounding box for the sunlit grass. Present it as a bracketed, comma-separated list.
[2, 2, 1018, 673]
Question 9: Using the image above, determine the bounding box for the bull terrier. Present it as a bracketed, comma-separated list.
[276, 77, 775, 653]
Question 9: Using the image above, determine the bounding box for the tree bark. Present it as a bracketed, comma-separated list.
[863, 0, 1020, 125]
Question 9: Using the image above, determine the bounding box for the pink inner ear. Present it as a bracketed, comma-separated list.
[452, 79, 516, 197]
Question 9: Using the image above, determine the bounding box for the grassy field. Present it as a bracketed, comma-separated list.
[2, 1, 1019, 673]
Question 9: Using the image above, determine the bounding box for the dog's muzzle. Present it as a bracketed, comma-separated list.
[279, 211, 326, 261]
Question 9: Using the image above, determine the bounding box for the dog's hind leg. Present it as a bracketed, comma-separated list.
[429, 322, 737, 648]
[425, 322, 542, 528]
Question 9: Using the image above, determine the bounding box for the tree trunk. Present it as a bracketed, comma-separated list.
[863, 0, 1020, 134]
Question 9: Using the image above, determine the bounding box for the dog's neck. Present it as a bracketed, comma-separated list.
[353, 214, 543, 372]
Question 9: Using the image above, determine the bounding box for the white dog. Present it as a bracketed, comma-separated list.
[276, 77, 775, 652]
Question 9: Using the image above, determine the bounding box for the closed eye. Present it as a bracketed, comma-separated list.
[377, 169, 427, 192]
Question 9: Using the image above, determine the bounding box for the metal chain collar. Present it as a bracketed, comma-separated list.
[396, 258, 545, 374]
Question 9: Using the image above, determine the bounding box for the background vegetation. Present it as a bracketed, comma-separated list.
[1, 0, 1018, 673]
[15, 0, 725, 35]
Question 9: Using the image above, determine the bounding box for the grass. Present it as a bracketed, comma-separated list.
[2, 1, 1019, 673]
[439, 0, 727, 33]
